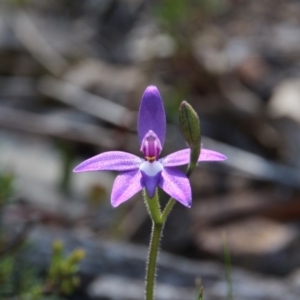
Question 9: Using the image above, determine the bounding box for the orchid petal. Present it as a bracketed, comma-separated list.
[159, 167, 192, 208]
[140, 171, 162, 199]
[138, 86, 166, 147]
[73, 151, 142, 172]
[199, 149, 227, 161]
[111, 169, 143, 207]
[161, 148, 227, 167]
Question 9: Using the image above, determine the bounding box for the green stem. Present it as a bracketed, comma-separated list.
[145, 221, 163, 300]
[161, 198, 175, 222]
[144, 190, 161, 224]
[144, 155, 198, 300]
[223, 233, 233, 300]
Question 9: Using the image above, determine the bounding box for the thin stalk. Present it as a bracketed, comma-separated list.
[161, 198, 175, 222]
[145, 221, 163, 300]
[144, 149, 199, 300]
[144, 190, 162, 224]
[223, 233, 233, 300]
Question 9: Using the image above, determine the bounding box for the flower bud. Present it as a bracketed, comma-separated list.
[179, 101, 201, 176]
[179, 101, 201, 148]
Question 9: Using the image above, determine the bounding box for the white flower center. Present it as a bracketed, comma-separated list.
[139, 161, 163, 176]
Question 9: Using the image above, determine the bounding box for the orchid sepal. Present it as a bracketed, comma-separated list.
[138, 86, 166, 148]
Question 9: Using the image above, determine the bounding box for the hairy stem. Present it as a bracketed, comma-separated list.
[145, 221, 163, 300]
[144, 190, 161, 223]
[161, 198, 175, 222]
[144, 154, 199, 300]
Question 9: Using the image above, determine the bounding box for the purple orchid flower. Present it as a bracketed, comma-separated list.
[73, 86, 226, 208]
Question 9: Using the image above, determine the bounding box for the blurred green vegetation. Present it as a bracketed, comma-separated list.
[0, 171, 14, 209]
[155, 0, 228, 38]
[47, 240, 85, 296]
[195, 278, 204, 300]
[0, 169, 85, 300]
[223, 233, 233, 300]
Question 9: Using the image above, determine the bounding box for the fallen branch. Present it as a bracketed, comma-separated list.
[0, 106, 116, 149]
[38, 76, 136, 129]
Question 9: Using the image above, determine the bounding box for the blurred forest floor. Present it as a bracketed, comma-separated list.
[1, 0, 300, 299]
